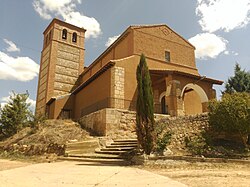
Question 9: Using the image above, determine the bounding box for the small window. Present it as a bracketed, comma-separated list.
[165, 51, 170, 62]
[72, 32, 77, 43]
[62, 29, 67, 39]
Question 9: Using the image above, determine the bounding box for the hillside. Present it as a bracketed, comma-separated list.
[0, 120, 90, 156]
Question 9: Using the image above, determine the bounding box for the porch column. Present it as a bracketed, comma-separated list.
[165, 77, 184, 116]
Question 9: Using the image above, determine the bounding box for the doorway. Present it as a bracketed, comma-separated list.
[161, 96, 167, 114]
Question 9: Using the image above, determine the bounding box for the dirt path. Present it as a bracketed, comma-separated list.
[0, 159, 31, 171]
[141, 160, 250, 187]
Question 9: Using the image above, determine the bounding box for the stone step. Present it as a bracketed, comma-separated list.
[110, 142, 138, 146]
[66, 140, 99, 149]
[100, 147, 135, 151]
[106, 144, 138, 148]
[67, 153, 124, 159]
[114, 139, 137, 143]
[65, 149, 98, 155]
[59, 157, 129, 165]
[95, 148, 127, 155]
[65, 140, 99, 154]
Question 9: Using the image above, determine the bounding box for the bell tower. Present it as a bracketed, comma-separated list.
[35, 19, 86, 116]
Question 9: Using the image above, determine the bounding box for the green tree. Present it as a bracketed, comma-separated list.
[224, 63, 250, 94]
[136, 54, 155, 155]
[0, 91, 32, 138]
[208, 92, 250, 146]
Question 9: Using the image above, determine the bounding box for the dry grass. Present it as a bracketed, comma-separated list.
[141, 160, 250, 187]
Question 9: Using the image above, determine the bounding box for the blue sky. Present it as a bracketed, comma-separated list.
[0, 0, 250, 110]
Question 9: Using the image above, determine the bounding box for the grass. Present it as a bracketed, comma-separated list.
[0, 150, 58, 163]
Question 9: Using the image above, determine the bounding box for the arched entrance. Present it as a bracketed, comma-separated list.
[181, 84, 208, 115]
[159, 92, 168, 114]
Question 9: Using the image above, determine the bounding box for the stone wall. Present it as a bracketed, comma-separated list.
[78, 108, 137, 139]
[78, 109, 107, 136]
[156, 114, 209, 154]
[79, 108, 209, 154]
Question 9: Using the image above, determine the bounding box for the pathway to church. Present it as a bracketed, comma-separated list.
[0, 159, 186, 187]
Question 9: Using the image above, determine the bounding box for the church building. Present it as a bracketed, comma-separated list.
[35, 18, 223, 122]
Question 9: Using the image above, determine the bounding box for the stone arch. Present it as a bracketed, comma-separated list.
[159, 91, 168, 114]
[159, 91, 166, 102]
[181, 83, 208, 103]
[181, 83, 208, 115]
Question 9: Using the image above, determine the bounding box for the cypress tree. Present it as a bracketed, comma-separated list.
[136, 54, 155, 155]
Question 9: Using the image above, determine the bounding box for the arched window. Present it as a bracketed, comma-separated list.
[62, 29, 67, 39]
[72, 32, 77, 43]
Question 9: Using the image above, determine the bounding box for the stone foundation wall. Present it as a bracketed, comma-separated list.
[78, 109, 107, 136]
[78, 108, 137, 139]
[157, 114, 209, 154]
[79, 108, 209, 149]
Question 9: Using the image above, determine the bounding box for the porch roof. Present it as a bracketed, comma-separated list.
[149, 69, 223, 85]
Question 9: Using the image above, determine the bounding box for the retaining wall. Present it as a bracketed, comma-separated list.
[78, 108, 208, 145]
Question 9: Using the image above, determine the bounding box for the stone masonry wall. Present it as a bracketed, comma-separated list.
[157, 114, 209, 154]
[78, 108, 208, 148]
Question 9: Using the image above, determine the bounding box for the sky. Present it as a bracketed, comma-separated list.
[0, 0, 250, 111]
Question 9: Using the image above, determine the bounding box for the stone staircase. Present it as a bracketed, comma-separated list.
[60, 139, 138, 165]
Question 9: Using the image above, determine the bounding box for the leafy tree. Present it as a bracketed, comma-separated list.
[208, 92, 250, 146]
[0, 91, 32, 138]
[136, 54, 155, 155]
[224, 63, 250, 94]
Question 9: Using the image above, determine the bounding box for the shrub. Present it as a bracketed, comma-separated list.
[208, 92, 250, 146]
[155, 121, 171, 155]
[184, 135, 207, 156]
[156, 132, 172, 155]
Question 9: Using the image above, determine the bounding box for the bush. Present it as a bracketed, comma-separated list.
[155, 121, 171, 155]
[184, 135, 207, 156]
[208, 92, 250, 146]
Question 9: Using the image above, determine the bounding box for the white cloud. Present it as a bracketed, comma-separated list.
[196, 0, 250, 32]
[32, 0, 52, 20]
[27, 97, 36, 112]
[0, 51, 39, 81]
[0, 94, 36, 112]
[0, 96, 9, 108]
[33, 0, 101, 38]
[189, 33, 228, 59]
[3, 39, 20, 52]
[105, 35, 120, 47]
[63, 12, 101, 38]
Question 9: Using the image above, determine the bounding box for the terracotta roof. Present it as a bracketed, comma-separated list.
[149, 69, 223, 85]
